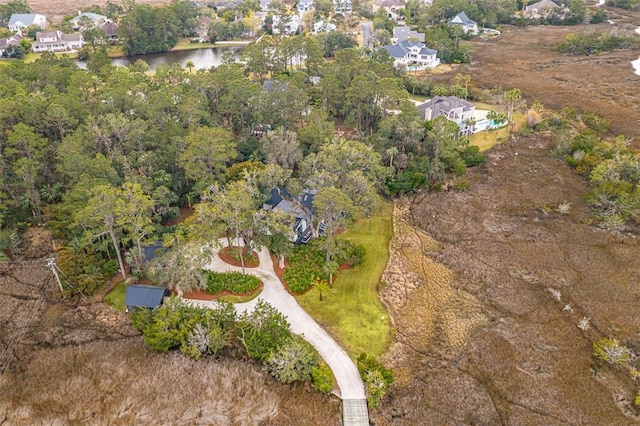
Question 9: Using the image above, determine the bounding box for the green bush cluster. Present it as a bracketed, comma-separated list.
[205, 271, 261, 295]
[131, 297, 236, 359]
[357, 353, 394, 408]
[557, 31, 636, 56]
[133, 299, 330, 391]
[283, 239, 365, 293]
[592, 337, 633, 365]
[561, 130, 640, 230]
[283, 242, 327, 293]
[311, 362, 334, 393]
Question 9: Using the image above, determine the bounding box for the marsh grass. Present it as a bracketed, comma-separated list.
[0, 338, 341, 425]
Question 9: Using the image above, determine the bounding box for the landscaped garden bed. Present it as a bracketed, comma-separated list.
[218, 246, 259, 268]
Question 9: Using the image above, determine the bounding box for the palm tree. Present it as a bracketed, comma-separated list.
[386, 146, 399, 172]
[503, 88, 521, 122]
[185, 60, 195, 74]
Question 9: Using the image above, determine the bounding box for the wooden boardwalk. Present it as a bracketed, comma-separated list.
[342, 399, 369, 426]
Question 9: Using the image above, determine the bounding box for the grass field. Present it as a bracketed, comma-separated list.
[470, 110, 526, 152]
[296, 200, 393, 359]
[104, 282, 126, 312]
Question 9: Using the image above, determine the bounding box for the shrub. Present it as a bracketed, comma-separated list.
[283, 243, 326, 293]
[593, 337, 633, 365]
[311, 362, 334, 393]
[335, 239, 366, 267]
[357, 353, 394, 408]
[264, 335, 319, 383]
[132, 297, 236, 355]
[205, 271, 261, 294]
[459, 145, 486, 167]
[237, 300, 292, 361]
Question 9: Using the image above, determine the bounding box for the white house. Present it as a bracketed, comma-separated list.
[379, 40, 440, 70]
[69, 12, 109, 30]
[260, 0, 272, 12]
[297, 0, 315, 15]
[313, 20, 336, 33]
[449, 12, 477, 34]
[32, 31, 83, 53]
[524, 0, 560, 18]
[7, 14, 47, 32]
[0, 33, 22, 56]
[333, 0, 353, 14]
[272, 15, 300, 35]
[374, 0, 404, 19]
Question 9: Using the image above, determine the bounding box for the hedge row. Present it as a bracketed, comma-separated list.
[205, 271, 261, 295]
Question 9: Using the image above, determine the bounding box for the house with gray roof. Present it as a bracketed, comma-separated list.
[392, 26, 425, 43]
[0, 33, 22, 56]
[264, 187, 320, 244]
[379, 40, 439, 70]
[7, 14, 47, 32]
[448, 12, 477, 34]
[417, 96, 500, 134]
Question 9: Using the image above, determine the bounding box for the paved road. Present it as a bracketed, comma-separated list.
[187, 244, 367, 400]
[361, 21, 373, 49]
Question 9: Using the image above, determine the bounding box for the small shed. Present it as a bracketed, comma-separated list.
[125, 284, 170, 312]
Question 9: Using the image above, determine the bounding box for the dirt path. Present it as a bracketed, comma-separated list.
[373, 134, 640, 425]
[187, 242, 367, 402]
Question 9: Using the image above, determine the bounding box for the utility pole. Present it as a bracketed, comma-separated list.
[46, 258, 63, 292]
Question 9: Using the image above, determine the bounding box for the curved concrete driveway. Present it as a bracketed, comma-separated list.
[187, 244, 366, 400]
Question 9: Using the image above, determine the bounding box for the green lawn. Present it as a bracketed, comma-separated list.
[296, 200, 393, 358]
[104, 282, 126, 312]
[470, 110, 526, 152]
[218, 288, 262, 303]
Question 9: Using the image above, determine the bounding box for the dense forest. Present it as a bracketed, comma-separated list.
[0, 37, 484, 294]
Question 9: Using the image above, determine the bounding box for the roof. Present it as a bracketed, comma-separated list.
[393, 26, 425, 43]
[417, 96, 474, 120]
[102, 22, 119, 36]
[379, 0, 403, 7]
[526, 0, 559, 10]
[69, 12, 108, 24]
[142, 243, 165, 263]
[62, 33, 82, 42]
[380, 40, 437, 59]
[8, 14, 45, 26]
[125, 285, 170, 309]
[449, 12, 476, 26]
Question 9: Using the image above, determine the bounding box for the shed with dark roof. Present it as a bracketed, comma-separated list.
[125, 284, 170, 312]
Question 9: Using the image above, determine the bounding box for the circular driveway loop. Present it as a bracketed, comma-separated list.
[186, 244, 367, 400]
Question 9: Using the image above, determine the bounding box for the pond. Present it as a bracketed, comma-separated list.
[77, 46, 244, 71]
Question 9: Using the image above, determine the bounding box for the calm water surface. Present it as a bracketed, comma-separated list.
[78, 46, 243, 71]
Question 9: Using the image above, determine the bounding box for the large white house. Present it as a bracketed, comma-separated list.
[32, 31, 83, 53]
[7, 14, 47, 32]
[380, 40, 440, 70]
[272, 15, 300, 35]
